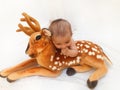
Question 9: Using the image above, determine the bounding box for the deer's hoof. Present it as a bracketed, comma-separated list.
[7, 78, 16, 83]
[87, 79, 98, 89]
[66, 68, 76, 76]
[0, 74, 7, 78]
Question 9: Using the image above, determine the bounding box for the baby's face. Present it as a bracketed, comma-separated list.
[52, 34, 72, 49]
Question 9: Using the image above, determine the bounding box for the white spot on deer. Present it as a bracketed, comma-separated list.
[83, 48, 88, 53]
[52, 66, 57, 70]
[87, 42, 92, 45]
[94, 45, 98, 49]
[57, 68, 60, 71]
[97, 50, 100, 53]
[69, 60, 76, 65]
[77, 56, 81, 60]
[58, 62, 62, 66]
[56, 57, 60, 60]
[49, 65, 52, 68]
[92, 47, 98, 52]
[80, 44, 83, 47]
[85, 49, 88, 53]
[88, 51, 95, 56]
[76, 59, 80, 63]
[54, 61, 59, 65]
[65, 62, 68, 65]
[77, 46, 80, 49]
[62, 61, 65, 64]
[96, 55, 102, 59]
[78, 50, 81, 53]
[50, 55, 54, 62]
[81, 50, 83, 53]
[72, 60, 76, 64]
[88, 51, 92, 55]
[76, 56, 81, 63]
[68, 61, 74, 66]
[85, 44, 90, 48]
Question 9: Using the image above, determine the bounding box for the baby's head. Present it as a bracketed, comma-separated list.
[49, 19, 73, 49]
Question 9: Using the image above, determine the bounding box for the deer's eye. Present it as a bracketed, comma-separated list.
[36, 35, 41, 40]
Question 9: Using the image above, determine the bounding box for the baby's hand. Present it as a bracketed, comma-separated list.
[61, 47, 78, 57]
[61, 48, 69, 56]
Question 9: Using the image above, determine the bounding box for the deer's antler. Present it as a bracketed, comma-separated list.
[16, 12, 41, 36]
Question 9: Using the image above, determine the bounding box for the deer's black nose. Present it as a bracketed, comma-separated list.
[29, 54, 35, 58]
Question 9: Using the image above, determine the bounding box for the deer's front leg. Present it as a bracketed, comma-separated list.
[0, 58, 37, 77]
[7, 67, 61, 82]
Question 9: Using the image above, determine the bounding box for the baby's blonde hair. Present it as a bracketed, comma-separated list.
[49, 19, 72, 37]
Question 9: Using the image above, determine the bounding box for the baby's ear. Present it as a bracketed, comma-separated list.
[42, 29, 51, 37]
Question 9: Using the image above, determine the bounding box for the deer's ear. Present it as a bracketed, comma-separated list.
[43, 29, 51, 37]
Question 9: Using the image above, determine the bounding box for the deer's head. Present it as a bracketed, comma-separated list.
[17, 12, 52, 58]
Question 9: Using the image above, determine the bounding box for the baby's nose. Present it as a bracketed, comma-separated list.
[61, 45, 67, 49]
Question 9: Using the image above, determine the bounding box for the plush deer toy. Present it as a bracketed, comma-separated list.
[0, 12, 112, 89]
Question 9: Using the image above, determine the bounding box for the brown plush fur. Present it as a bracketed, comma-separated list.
[0, 12, 112, 89]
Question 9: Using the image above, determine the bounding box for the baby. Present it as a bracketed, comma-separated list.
[49, 19, 78, 57]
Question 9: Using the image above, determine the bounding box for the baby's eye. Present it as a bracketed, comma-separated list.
[65, 41, 70, 44]
[35, 35, 41, 40]
[56, 43, 61, 45]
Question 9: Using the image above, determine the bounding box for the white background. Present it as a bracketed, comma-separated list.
[0, 0, 120, 90]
